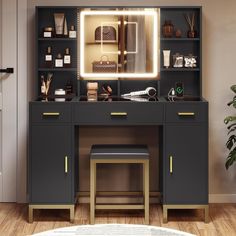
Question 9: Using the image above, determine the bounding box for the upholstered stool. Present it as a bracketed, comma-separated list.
[90, 144, 149, 224]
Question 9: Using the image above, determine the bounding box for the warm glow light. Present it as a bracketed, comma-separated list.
[80, 10, 159, 78]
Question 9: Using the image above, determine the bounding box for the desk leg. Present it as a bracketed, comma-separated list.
[90, 160, 96, 224]
[28, 205, 33, 223]
[69, 205, 75, 223]
[163, 205, 168, 223]
[144, 161, 149, 224]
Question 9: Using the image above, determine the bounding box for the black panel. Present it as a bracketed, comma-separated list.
[30, 124, 73, 203]
[164, 124, 208, 204]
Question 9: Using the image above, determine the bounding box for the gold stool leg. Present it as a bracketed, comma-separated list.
[163, 205, 168, 223]
[144, 160, 149, 224]
[28, 205, 33, 223]
[90, 160, 96, 224]
[204, 205, 209, 223]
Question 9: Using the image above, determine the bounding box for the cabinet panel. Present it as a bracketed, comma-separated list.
[165, 102, 208, 123]
[164, 124, 208, 204]
[73, 102, 164, 125]
[31, 103, 71, 123]
[30, 124, 73, 203]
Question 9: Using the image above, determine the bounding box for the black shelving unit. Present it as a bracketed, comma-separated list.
[159, 7, 202, 97]
[36, 7, 78, 98]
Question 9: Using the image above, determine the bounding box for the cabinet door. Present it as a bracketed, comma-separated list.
[30, 124, 73, 203]
[164, 124, 208, 204]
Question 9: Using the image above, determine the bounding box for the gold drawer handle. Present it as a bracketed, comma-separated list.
[170, 156, 173, 174]
[110, 112, 127, 116]
[65, 156, 68, 173]
[178, 112, 195, 116]
[43, 112, 60, 116]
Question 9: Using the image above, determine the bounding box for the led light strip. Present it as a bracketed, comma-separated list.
[80, 10, 158, 78]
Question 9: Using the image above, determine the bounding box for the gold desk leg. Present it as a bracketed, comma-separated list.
[70, 205, 75, 223]
[144, 160, 149, 224]
[90, 160, 96, 224]
[163, 205, 168, 223]
[204, 205, 209, 223]
[28, 205, 33, 223]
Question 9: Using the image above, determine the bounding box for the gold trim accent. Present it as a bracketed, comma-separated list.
[78, 191, 160, 197]
[110, 112, 127, 116]
[42, 112, 60, 116]
[96, 204, 144, 210]
[28, 204, 74, 223]
[65, 156, 68, 173]
[163, 204, 209, 223]
[170, 156, 173, 174]
[178, 112, 195, 116]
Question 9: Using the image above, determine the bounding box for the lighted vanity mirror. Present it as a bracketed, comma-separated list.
[80, 8, 159, 79]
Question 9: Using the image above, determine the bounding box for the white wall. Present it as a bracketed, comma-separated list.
[26, 0, 236, 202]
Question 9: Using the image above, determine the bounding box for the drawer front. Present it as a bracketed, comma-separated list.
[73, 102, 164, 125]
[165, 102, 208, 123]
[31, 103, 71, 123]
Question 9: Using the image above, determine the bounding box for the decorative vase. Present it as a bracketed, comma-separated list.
[162, 20, 174, 38]
[187, 30, 197, 38]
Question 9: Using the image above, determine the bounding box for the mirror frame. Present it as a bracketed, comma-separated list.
[80, 9, 159, 78]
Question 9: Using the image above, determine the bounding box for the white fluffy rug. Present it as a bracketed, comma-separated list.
[32, 224, 195, 236]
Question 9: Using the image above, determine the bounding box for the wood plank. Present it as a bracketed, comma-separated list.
[0, 203, 236, 235]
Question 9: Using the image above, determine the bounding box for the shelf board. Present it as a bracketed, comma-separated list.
[161, 38, 200, 41]
[86, 41, 118, 45]
[38, 38, 77, 41]
[161, 68, 200, 72]
[38, 68, 77, 72]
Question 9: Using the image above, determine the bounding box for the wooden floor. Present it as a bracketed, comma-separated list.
[0, 203, 236, 235]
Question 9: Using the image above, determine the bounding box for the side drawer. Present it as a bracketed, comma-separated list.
[165, 102, 208, 123]
[30, 102, 71, 123]
[73, 102, 164, 125]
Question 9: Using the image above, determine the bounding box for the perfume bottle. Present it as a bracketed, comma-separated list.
[55, 53, 63, 68]
[69, 25, 76, 38]
[65, 80, 73, 94]
[45, 46, 53, 68]
[63, 48, 71, 68]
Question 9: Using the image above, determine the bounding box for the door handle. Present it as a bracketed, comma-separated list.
[178, 112, 195, 116]
[169, 156, 173, 174]
[65, 156, 68, 173]
[0, 68, 14, 74]
[110, 112, 127, 116]
[43, 112, 60, 116]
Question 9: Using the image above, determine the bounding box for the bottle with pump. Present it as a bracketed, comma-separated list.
[63, 48, 71, 68]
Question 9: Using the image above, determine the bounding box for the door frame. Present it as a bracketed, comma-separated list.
[0, 0, 27, 202]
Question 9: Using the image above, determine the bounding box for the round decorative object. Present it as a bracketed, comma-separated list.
[162, 20, 174, 37]
[32, 224, 195, 236]
[175, 29, 182, 38]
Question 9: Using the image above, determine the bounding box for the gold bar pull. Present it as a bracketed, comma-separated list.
[110, 112, 127, 116]
[178, 112, 195, 116]
[43, 112, 60, 116]
[170, 156, 173, 174]
[65, 156, 68, 173]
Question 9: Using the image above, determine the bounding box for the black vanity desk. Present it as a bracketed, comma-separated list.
[29, 96, 209, 223]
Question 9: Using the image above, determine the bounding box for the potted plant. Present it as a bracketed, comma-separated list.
[224, 85, 236, 169]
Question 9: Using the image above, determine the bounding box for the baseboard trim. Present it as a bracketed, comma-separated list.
[209, 194, 236, 203]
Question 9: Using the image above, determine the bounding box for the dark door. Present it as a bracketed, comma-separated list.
[30, 124, 73, 203]
[164, 124, 208, 204]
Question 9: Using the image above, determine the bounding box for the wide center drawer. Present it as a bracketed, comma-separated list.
[73, 102, 164, 125]
[165, 102, 208, 123]
[30, 102, 71, 123]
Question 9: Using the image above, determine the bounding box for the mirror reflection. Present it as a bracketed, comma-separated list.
[80, 8, 159, 78]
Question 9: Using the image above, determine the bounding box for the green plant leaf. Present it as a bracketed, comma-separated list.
[228, 127, 236, 135]
[227, 96, 236, 106]
[225, 147, 236, 169]
[226, 135, 236, 150]
[231, 85, 236, 94]
[224, 116, 236, 124]
[227, 122, 236, 130]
